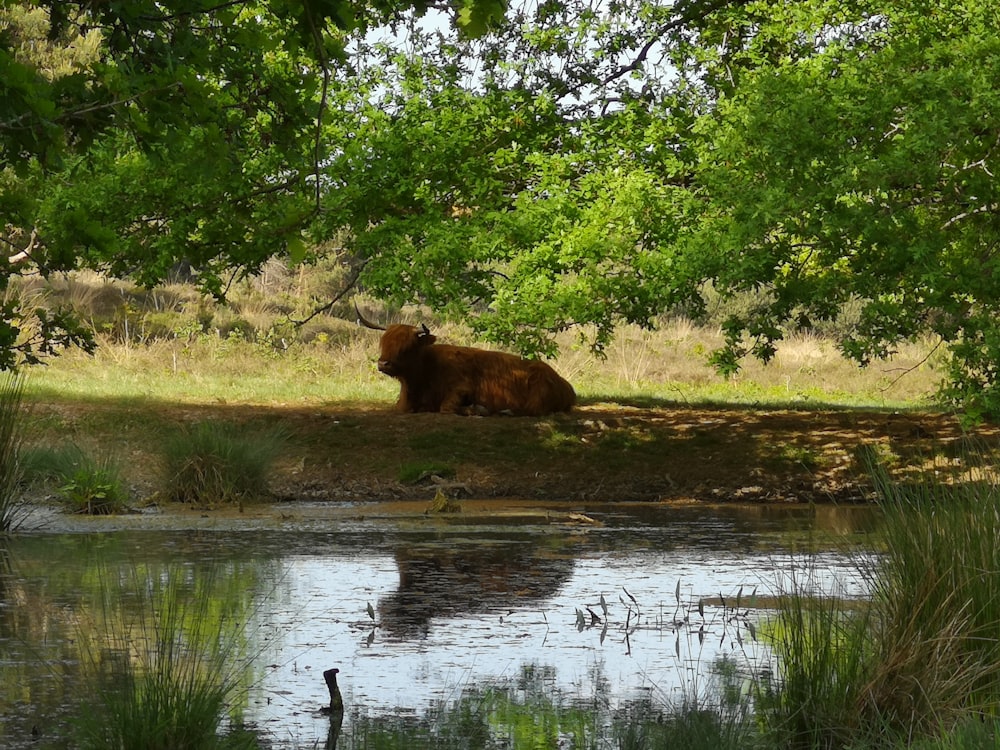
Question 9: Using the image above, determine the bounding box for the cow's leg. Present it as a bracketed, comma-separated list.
[439, 391, 472, 414]
[395, 383, 414, 412]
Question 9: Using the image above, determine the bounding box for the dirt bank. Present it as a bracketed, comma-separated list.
[31, 399, 1000, 507]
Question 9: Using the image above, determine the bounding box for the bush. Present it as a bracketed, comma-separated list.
[23, 443, 130, 515]
[60, 461, 130, 515]
[160, 421, 287, 507]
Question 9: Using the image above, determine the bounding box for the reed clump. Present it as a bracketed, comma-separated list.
[860, 456, 1000, 736]
[74, 564, 263, 750]
[759, 448, 1000, 748]
[0, 370, 26, 533]
[756, 575, 874, 748]
[159, 421, 288, 507]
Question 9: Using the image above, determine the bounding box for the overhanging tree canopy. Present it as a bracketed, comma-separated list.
[0, 0, 503, 365]
[5, 0, 1000, 417]
[325, 0, 1000, 417]
[683, 0, 1000, 418]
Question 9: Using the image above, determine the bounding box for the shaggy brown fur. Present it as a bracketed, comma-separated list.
[372, 324, 576, 416]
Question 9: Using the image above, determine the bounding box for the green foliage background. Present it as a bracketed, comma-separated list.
[3, 0, 1000, 415]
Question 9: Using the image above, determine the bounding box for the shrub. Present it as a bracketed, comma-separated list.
[23, 442, 130, 515]
[160, 421, 287, 507]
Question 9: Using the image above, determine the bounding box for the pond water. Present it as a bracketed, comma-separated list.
[0, 502, 876, 749]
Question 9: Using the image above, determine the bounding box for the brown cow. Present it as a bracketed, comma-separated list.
[357, 308, 575, 416]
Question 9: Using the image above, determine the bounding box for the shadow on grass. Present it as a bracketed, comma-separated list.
[578, 391, 942, 415]
[21, 388, 993, 505]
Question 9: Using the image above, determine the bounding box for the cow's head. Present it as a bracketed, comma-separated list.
[356, 304, 436, 377]
[375, 324, 436, 376]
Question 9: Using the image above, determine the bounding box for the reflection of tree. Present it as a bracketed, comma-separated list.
[341, 662, 618, 747]
[0, 539, 93, 745]
[0, 541, 11, 632]
[377, 539, 576, 638]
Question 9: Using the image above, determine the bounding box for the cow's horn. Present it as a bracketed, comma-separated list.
[355, 303, 387, 331]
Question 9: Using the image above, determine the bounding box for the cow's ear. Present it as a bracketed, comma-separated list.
[417, 324, 436, 345]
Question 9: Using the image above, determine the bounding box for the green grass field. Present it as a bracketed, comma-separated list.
[13, 267, 943, 411]
[11, 269, 964, 515]
[22, 288, 942, 413]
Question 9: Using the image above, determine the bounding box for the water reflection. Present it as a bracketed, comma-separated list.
[0, 536, 282, 749]
[380, 537, 576, 638]
[0, 503, 875, 749]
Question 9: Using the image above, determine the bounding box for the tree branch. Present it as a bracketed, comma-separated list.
[942, 204, 999, 230]
[598, 0, 744, 88]
[4, 227, 38, 266]
[291, 259, 369, 327]
[134, 0, 253, 23]
[302, 0, 332, 217]
[0, 85, 181, 132]
[879, 338, 943, 393]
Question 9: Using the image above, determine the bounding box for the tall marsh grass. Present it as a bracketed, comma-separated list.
[160, 421, 288, 506]
[759, 450, 1000, 748]
[74, 563, 262, 750]
[860, 455, 1000, 735]
[0, 371, 27, 533]
[757, 574, 874, 749]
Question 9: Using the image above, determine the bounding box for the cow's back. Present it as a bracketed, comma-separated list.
[429, 346, 575, 416]
[522, 360, 576, 415]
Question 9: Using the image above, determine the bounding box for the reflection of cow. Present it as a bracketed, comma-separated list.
[357, 307, 575, 416]
[378, 541, 576, 638]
